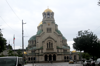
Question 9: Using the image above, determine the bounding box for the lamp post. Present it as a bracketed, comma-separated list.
[22, 20, 26, 66]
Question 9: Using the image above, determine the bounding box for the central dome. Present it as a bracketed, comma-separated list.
[44, 8, 53, 12]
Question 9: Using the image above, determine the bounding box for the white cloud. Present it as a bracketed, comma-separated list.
[67, 41, 75, 51]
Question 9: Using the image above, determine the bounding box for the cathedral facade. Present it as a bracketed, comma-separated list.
[25, 8, 79, 63]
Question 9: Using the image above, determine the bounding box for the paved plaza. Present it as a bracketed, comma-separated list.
[24, 62, 83, 66]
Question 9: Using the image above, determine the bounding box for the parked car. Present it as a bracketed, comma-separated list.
[91, 61, 95, 66]
[95, 58, 100, 66]
[69, 60, 74, 64]
[83, 60, 91, 66]
[0, 56, 23, 66]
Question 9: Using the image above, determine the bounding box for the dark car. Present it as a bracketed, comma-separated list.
[83, 60, 91, 66]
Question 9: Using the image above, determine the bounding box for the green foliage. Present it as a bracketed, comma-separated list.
[6, 44, 13, 49]
[0, 53, 4, 57]
[7, 50, 18, 56]
[17, 49, 22, 57]
[8, 50, 14, 56]
[82, 53, 91, 60]
[0, 31, 6, 53]
[73, 30, 100, 58]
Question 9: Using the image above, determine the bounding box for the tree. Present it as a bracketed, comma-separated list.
[82, 52, 91, 60]
[17, 49, 22, 57]
[8, 50, 14, 56]
[0, 30, 6, 53]
[73, 30, 100, 59]
[6, 44, 13, 50]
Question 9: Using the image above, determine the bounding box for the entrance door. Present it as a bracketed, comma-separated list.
[49, 54, 52, 61]
[74, 55, 76, 60]
[53, 54, 56, 61]
[44, 55, 47, 61]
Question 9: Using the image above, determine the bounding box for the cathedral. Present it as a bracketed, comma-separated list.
[25, 8, 79, 63]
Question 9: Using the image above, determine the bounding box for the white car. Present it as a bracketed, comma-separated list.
[83, 60, 91, 66]
[95, 58, 100, 66]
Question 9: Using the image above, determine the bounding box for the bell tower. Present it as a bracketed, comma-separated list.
[42, 8, 55, 22]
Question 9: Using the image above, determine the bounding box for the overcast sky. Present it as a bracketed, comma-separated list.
[0, 0, 100, 51]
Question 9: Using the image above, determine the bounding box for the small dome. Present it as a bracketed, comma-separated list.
[44, 8, 53, 12]
[38, 21, 42, 26]
[29, 35, 36, 41]
[24, 51, 27, 54]
[72, 50, 76, 53]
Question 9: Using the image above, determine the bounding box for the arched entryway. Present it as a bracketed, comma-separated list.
[28, 57, 30, 61]
[74, 55, 76, 60]
[67, 56, 69, 59]
[44, 54, 56, 62]
[53, 54, 56, 61]
[64, 56, 66, 60]
[49, 54, 52, 61]
[64, 56, 66, 61]
[44, 55, 47, 61]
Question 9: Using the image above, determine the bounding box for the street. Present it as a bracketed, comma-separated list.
[24, 62, 83, 66]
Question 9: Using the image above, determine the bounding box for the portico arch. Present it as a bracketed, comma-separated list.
[44, 55, 47, 61]
[49, 54, 52, 61]
[53, 54, 56, 61]
[74, 55, 76, 60]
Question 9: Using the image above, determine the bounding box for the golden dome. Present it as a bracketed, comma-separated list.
[44, 8, 53, 12]
[24, 51, 27, 54]
[38, 21, 42, 26]
[72, 50, 76, 53]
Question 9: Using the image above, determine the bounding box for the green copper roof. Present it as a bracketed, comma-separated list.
[62, 36, 66, 40]
[29, 35, 36, 41]
[39, 46, 43, 49]
[57, 46, 62, 49]
[39, 24, 43, 26]
[55, 29, 66, 40]
[55, 24, 58, 25]
[62, 46, 70, 49]
[36, 30, 43, 35]
[55, 29, 62, 35]
[29, 46, 37, 50]
[29, 30, 42, 41]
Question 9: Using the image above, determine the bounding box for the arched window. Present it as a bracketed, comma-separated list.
[51, 13, 53, 18]
[47, 41, 53, 48]
[47, 43, 48, 48]
[49, 42, 50, 48]
[47, 13, 50, 18]
[64, 56, 66, 59]
[67, 56, 69, 59]
[28, 57, 30, 61]
[44, 14, 46, 18]
[43, 13, 46, 18]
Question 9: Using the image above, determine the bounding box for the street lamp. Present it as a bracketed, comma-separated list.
[22, 20, 26, 66]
